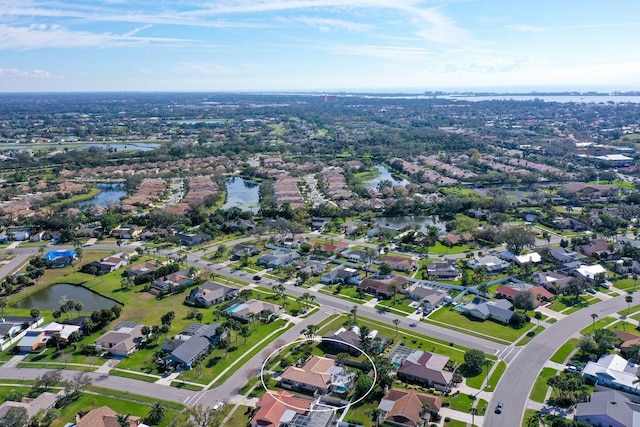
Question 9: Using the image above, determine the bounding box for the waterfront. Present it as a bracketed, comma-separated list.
[78, 183, 126, 208]
[221, 177, 261, 213]
[14, 283, 118, 312]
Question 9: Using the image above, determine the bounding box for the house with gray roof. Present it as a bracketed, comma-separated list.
[466, 255, 509, 274]
[575, 390, 640, 427]
[463, 298, 514, 324]
[162, 323, 226, 369]
[396, 350, 453, 392]
[320, 267, 361, 285]
[186, 281, 239, 307]
[549, 247, 586, 263]
[257, 249, 300, 268]
[94, 322, 146, 357]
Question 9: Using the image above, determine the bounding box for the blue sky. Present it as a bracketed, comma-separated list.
[1, 0, 639, 92]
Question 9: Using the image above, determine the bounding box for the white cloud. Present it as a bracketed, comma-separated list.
[297, 17, 372, 32]
[0, 68, 55, 79]
[0, 24, 193, 50]
[330, 43, 430, 61]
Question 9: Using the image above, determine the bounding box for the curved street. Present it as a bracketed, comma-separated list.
[485, 293, 630, 426]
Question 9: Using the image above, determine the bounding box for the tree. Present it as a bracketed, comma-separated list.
[513, 290, 537, 312]
[470, 407, 478, 427]
[147, 401, 166, 425]
[33, 371, 62, 393]
[534, 311, 543, 327]
[0, 406, 28, 427]
[30, 307, 40, 321]
[377, 263, 392, 276]
[74, 302, 83, 317]
[195, 312, 204, 323]
[365, 407, 384, 427]
[464, 349, 486, 374]
[502, 226, 536, 254]
[591, 313, 598, 333]
[239, 325, 251, 344]
[0, 297, 7, 316]
[350, 305, 358, 324]
[627, 294, 634, 315]
[117, 414, 131, 427]
[392, 318, 400, 337]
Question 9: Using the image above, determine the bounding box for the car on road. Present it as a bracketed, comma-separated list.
[212, 402, 224, 411]
[253, 275, 261, 281]
[495, 402, 503, 414]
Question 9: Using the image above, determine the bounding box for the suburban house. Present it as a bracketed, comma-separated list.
[231, 243, 260, 258]
[343, 249, 368, 263]
[359, 276, 409, 299]
[442, 231, 474, 246]
[466, 255, 509, 274]
[463, 298, 514, 324]
[571, 264, 607, 282]
[250, 391, 335, 427]
[73, 406, 142, 427]
[80, 252, 130, 275]
[94, 322, 146, 357]
[0, 392, 59, 419]
[579, 239, 612, 258]
[311, 217, 331, 231]
[548, 247, 586, 263]
[378, 388, 443, 426]
[177, 233, 210, 247]
[322, 325, 387, 356]
[320, 267, 361, 285]
[494, 281, 554, 307]
[409, 286, 448, 312]
[279, 355, 355, 395]
[425, 259, 460, 280]
[125, 260, 161, 277]
[110, 225, 143, 239]
[257, 249, 301, 268]
[381, 255, 417, 272]
[186, 281, 239, 307]
[396, 350, 453, 392]
[583, 354, 640, 397]
[43, 250, 77, 268]
[313, 242, 349, 255]
[575, 390, 640, 427]
[228, 300, 282, 322]
[161, 323, 226, 370]
[16, 322, 81, 353]
[150, 270, 194, 295]
[532, 270, 573, 294]
[0, 317, 28, 345]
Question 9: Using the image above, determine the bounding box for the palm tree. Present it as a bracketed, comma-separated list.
[393, 318, 400, 337]
[389, 283, 399, 305]
[350, 305, 358, 324]
[627, 294, 634, 315]
[470, 407, 478, 426]
[116, 414, 131, 427]
[477, 282, 490, 298]
[591, 313, 599, 332]
[525, 410, 542, 427]
[0, 297, 7, 316]
[147, 401, 166, 424]
[365, 407, 384, 427]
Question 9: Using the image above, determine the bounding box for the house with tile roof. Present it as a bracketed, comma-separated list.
[280, 355, 355, 395]
[73, 406, 142, 427]
[359, 276, 409, 299]
[250, 391, 335, 427]
[378, 388, 443, 426]
[381, 255, 417, 272]
[396, 350, 453, 392]
[228, 300, 282, 322]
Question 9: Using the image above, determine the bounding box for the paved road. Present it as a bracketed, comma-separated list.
[484, 293, 630, 427]
[190, 309, 328, 408]
[0, 366, 196, 405]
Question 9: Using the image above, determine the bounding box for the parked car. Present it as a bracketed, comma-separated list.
[586, 288, 597, 295]
[495, 402, 503, 414]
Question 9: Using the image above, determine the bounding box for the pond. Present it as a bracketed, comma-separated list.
[14, 283, 118, 312]
[79, 183, 126, 208]
[221, 177, 261, 213]
[367, 165, 409, 189]
[373, 216, 447, 233]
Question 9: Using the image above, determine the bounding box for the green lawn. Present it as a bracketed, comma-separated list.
[225, 405, 252, 427]
[343, 397, 379, 426]
[529, 367, 556, 403]
[522, 409, 539, 427]
[178, 319, 291, 385]
[465, 363, 493, 389]
[613, 278, 639, 291]
[51, 391, 180, 427]
[550, 338, 580, 364]
[579, 317, 616, 335]
[377, 297, 418, 314]
[445, 392, 476, 412]
[548, 295, 599, 313]
[430, 242, 471, 255]
[426, 307, 533, 344]
[487, 360, 507, 391]
[0, 386, 32, 403]
[515, 326, 545, 346]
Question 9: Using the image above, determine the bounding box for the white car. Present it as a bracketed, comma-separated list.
[212, 402, 224, 411]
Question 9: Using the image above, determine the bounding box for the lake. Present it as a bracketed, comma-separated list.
[373, 216, 447, 232]
[221, 177, 261, 213]
[79, 183, 126, 208]
[14, 283, 118, 312]
[367, 165, 409, 189]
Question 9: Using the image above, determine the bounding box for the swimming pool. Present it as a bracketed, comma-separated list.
[226, 303, 242, 313]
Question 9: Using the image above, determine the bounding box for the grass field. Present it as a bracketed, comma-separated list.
[550, 338, 580, 364]
[529, 367, 556, 403]
[426, 307, 533, 344]
[487, 361, 507, 391]
[579, 316, 617, 335]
